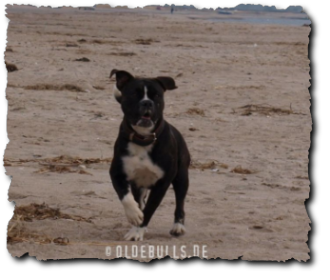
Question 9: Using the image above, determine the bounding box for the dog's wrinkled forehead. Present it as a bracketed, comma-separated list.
[137, 79, 163, 96]
[113, 79, 161, 103]
[110, 69, 177, 104]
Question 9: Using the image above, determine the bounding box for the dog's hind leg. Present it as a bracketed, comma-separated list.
[170, 167, 189, 236]
[131, 184, 148, 210]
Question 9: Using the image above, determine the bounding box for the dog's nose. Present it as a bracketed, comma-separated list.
[140, 100, 153, 110]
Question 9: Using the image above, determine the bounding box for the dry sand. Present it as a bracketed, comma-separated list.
[4, 6, 311, 261]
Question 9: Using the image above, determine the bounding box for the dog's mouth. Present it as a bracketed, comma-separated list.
[136, 111, 154, 128]
[141, 112, 151, 120]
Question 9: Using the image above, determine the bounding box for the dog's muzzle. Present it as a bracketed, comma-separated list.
[137, 100, 155, 127]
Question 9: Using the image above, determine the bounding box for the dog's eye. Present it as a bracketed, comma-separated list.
[133, 90, 142, 97]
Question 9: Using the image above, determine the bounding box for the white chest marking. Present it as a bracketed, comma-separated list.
[122, 143, 164, 188]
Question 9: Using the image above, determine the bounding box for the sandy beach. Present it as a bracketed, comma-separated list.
[5, 5, 311, 261]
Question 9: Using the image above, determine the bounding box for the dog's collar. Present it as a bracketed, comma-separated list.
[123, 119, 165, 146]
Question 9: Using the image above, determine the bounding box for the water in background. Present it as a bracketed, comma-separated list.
[180, 4, 311, 26]
[209, 17, 311, 26]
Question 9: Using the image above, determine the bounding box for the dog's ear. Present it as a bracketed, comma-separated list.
[155, 77, 177, 91]
[110, 69, 134, 91]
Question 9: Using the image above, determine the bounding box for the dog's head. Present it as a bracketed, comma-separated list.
[110, 69, 177, 130]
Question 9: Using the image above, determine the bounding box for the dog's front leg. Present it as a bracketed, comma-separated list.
[110, 166, 144, 227]
[121, 191, 144, 227]
[124, 180, 170, 241]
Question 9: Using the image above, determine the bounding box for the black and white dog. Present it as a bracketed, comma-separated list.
[109, 69, 190, 241]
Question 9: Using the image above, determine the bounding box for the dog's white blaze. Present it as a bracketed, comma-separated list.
[122, 192, 144, 226]
[122, 143, 164, 188]
[124, 226, 147, 241]
[113, 85, 121, 99]
[171, 223, 186, 235]
[143, 86, 150, 101]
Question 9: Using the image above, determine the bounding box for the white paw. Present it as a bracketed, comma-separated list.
[122, 193, 144, 226]
[124, 226, 147, 241]
[170, 223, 186, 236]
[124, 203, 144, 226]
